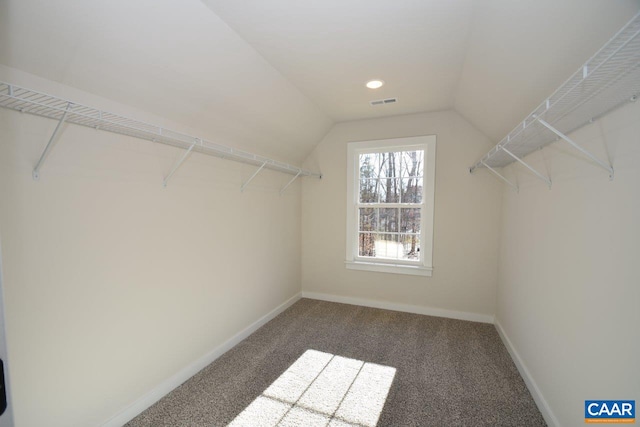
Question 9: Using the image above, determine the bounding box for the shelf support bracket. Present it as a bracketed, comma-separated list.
[241, 161, 268, 192]
[280, 170, 302, 195]
[481, 161, 518, 192]
[163, 139, 199, 187]
[536, 118, 614, 179]
[32, 102, 72, 180]
[500, 145, 552, 188]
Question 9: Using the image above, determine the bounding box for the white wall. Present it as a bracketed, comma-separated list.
[0, 244, 14, 427]
[0, 69, 303, 426]
[496, 100, 640, 426]
[301, 111, 503, 320]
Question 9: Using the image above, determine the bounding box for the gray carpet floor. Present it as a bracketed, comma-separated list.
[126, 299, 546, 426]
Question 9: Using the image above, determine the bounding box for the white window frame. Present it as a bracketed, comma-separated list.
[345, 135, 436, 277]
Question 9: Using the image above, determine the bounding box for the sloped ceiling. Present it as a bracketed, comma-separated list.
[1, 0, 639, 164]
[204, 0, 640, 142]
[455, 0, 640, 142]
[0, 0, 333, 164]
[202, 0, 476, 122]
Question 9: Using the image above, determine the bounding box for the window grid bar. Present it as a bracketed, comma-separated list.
[358, 232, 420, 237]
[354, 146, 428, 266]
[357, 203, 424, 208]
[359, 176, 424, 179]
[355, 255, 421, 265]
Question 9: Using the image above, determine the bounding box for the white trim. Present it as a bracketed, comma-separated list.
[100, 292, 302, 427]
[345, 260, 432, 276]
[494, 319, 560, 427]
[345, 135, 436, 276]
[0, 241, 15, 427]
[301, 291, 493, 324]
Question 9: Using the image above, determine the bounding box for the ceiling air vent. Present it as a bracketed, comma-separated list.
[370, 97, 398, 106]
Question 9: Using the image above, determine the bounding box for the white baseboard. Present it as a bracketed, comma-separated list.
[494, 319, 559, 427]
[101, 292, 302, 427]
[301, 291, 494, 324]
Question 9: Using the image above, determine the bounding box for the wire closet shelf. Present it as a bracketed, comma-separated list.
[0, 81, 322, 182]
[470, 11, 640, 180]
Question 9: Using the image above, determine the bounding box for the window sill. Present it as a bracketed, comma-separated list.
[345, 260, 433, 277]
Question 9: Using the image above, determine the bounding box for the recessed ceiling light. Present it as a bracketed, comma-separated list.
[366, 80, 384, 89]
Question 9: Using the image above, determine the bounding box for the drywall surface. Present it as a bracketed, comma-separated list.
[0, 69, 302, 426]
[0, 0, 333, 165]
[301, 111, 503, 319]
[496, 100, 640, 426]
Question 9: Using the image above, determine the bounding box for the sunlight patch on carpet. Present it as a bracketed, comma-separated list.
[228, 349, 396, 427]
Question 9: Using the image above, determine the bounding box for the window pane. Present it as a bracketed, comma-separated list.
[378, 208, 398, 232]
[400, 208, 421, 234]
[359, 153, 379, 179]
[400, 151, 424, 177]
[358, 233, 377, 257]
[391, 152, 402, 178]
[400, 234, 420, 260]
[401, 178, 423, 203]
[359, 179, 378, 203]
[416, 151, 424, 177]
[375, 234, 402, 259]
[378, 152, 401, 180]
[349, 137, 434, 271]
[359, 208, 377, 232]
[378, 178, 400, 203]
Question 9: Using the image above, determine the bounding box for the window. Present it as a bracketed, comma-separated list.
[345, 135, 436, 276]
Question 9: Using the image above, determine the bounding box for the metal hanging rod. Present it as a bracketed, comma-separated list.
[500, 145, 552, 188]
[241, 161, 268, 192]
[480, 160, 518, 192]
[470, 11, 640, 182]
[0, 81, 322, 183]
[32, 102, 72, 181]
[163, 139, 199, 187]
[280, 170, 302, 195]
[536, 118, 614, 179]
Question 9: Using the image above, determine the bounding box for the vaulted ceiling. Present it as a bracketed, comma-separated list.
[1, 0, 638, 164]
